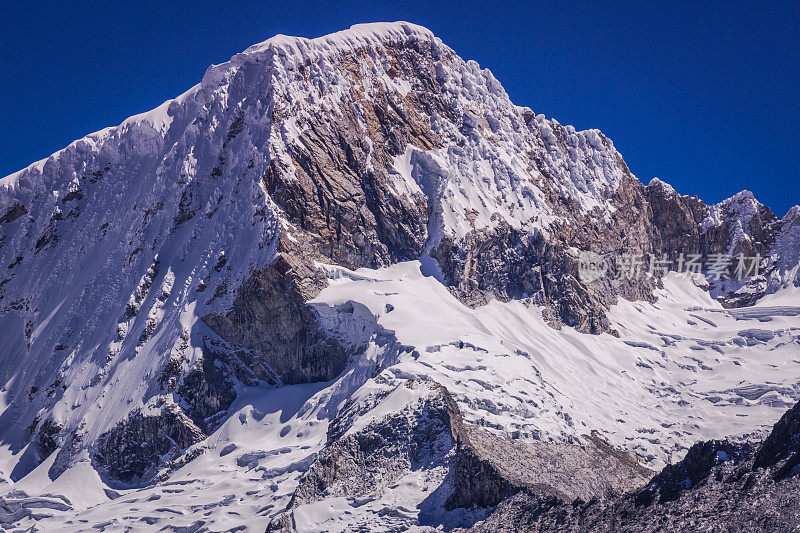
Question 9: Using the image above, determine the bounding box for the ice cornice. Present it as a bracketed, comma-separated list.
[245, 21, 435, 56]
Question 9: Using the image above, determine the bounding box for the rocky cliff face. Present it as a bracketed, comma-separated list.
[93, 406, 205, 485]
[470, 398, 800, 532]
[268, 379, 651, 532]
[202, 253, 349, 385]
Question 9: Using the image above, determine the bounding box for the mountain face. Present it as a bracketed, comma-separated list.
[0, 22, 799, 531]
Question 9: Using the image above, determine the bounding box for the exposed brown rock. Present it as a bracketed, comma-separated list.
[469, 399, 800, 533]
[202, 252, 349, 384]
[269, 379, 651, 531]
[93, 406, 205, 485]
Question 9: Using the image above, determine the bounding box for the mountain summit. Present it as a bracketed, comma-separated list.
[0, 22, 799, 531]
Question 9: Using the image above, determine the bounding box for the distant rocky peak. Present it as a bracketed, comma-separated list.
[646, 177, 678, 197]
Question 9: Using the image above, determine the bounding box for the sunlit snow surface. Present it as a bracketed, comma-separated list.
[2, 263, 798, 531]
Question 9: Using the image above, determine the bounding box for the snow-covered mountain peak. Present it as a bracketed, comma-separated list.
[700, 188, 772, 238]
[1, 22, 799, 531]
[240, 21, 434, 58]
[2, 20, 629, 242]
[200, 22, 436, 91]
[706, 189, 761, 217]
[784, 204, 800, 220]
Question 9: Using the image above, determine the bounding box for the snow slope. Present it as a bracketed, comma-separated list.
[3, 262, 799, 531]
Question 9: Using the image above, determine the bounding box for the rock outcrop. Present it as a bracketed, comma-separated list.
[93, 406, 205, 485]
[290, 380, 460, 507]
[269, 379, 651, 531]
[202, 253, 350, 385]
[469, 399, 800, 532]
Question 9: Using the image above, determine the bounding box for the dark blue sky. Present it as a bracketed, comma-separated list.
[2, 1, 798, 214]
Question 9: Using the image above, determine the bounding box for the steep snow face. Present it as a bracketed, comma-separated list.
[387, 62, 629, 241]
[0, 29, 285, 459]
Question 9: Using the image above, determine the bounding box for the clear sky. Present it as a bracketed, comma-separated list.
[2, 1, 798, 214]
